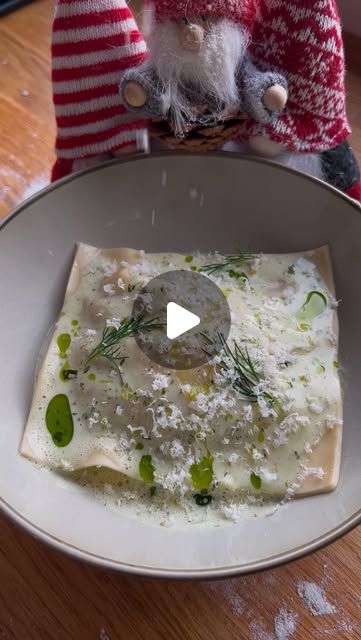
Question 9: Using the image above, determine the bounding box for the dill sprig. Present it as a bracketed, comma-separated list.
[84, 316, 163, 381]
[199, 251, 255, 275]
[204, 332, 273, 404]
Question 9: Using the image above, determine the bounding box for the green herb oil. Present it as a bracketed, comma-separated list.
[57, 333, 71, 358]
[45, 394, 74, 447]
[190, 455, 214, 492]
[139, 455, 155, 484]
[296, 291, 327, 328]
[250, 472, 262, 490]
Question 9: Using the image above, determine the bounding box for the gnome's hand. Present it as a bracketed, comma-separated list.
[124, 82, 147, 108]
[263, 84, 288, 112]
[240, 58, 288, 124]
[121, 67, 165, 118]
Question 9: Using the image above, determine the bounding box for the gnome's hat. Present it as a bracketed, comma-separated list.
[51, 0, 149, 181]
[241, 0, 350, 153]
[152, 0, 258, 29]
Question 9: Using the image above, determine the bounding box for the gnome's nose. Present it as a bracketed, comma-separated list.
[179, 23, 205, 52]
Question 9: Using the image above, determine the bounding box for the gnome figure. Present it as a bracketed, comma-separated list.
[51, 0, 149, 181]
[50, 0, 360, 201]
[121, 0, 288, 135]
[238, 0, 361, 201]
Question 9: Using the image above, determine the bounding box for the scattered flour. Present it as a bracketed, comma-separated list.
[297, 581, 336, 616]
[208, 580, 245, 616]
[21, 175, 48, 201]
[274, 609, 298, 640]
[250, 607, 298, 640]
[207, 573, 353, 640]
[322, 619, 354, 635]
[250, 620, 273, 640]
[354, 594, 361, 608]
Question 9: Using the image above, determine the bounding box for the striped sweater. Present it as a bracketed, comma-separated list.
[51, 0, 149, 181]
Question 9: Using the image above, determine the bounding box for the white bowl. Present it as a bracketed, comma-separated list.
[0, 153, 360, 578]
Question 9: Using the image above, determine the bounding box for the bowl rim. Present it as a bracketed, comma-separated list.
[1, 151, 360, 233]
[1, 151, 360, 579]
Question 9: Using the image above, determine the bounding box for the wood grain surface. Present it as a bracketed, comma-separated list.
[0, 2, 361, 639]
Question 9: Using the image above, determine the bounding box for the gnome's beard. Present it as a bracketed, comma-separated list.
[150, 18, 249, 133]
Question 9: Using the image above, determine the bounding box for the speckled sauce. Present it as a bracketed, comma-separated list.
[21, 245, 342, 525]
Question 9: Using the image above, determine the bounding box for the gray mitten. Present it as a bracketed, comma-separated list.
[239, 58, 288, 124]
[120, 65, 165, 119]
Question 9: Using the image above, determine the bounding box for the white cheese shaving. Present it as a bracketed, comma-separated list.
[117, 278, 125, 290]
[325, 416, 343, 429]
[260, 467, 278, 482]
[103, 283, 115, 295]
[88, 412, 100, 428]
[106, 318, 121, 329]
[304, 442, 313, 454]
[302, 466, 325, 479]
[221, 503, 249, 522]
[294, 257, 316, 276]
[137, 292, 153, 313]
[100, 259, 117, 276]
[151, 373, 169, 392]
[309, 401, 324, 415]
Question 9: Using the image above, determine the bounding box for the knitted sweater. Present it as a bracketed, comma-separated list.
[241, 0, 351, 152]
[51, 0, 149, 180]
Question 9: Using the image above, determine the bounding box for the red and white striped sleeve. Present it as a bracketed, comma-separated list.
[51, 0, 149, 181]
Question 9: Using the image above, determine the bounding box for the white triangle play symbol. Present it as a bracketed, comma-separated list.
[167, 302, 200, 340]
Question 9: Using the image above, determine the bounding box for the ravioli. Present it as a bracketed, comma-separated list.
[21, 244, 342, 504]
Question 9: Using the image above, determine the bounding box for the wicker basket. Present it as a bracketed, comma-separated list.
[149, 110, 248, 153]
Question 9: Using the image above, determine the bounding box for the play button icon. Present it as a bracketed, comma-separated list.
[167, 302, 200, 340]
[132, 270, 231, 370]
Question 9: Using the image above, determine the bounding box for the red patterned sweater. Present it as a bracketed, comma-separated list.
[239, 0, 350, 151]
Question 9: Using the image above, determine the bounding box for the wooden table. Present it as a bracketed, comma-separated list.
[0, 2, 361, 638]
